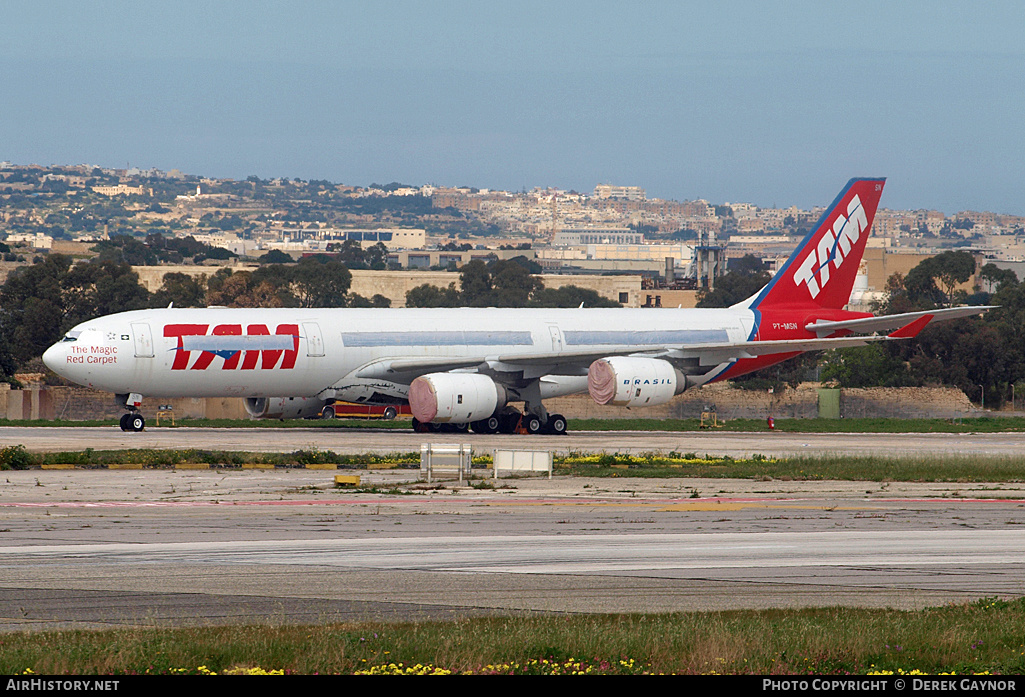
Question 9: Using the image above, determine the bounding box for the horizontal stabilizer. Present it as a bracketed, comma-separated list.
[887, 315, 933, 339]
[805, 306, 994, 337]
[673, 334, 897, 363]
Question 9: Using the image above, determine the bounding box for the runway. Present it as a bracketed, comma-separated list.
[7, 425, 1025, 457]
[1, 466, 1024, 630]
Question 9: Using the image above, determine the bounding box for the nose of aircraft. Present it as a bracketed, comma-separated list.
[42, 341, 64, 374]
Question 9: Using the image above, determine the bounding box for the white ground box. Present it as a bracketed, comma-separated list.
[420, 443, 472, 482]
[493, 449, 553, 479]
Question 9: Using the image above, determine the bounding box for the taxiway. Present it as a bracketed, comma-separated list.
[1, 462, 1023, 630]
[7, 426, 1025, 457]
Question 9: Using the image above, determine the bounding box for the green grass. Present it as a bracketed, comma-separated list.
[0, 446, 421, 469]
[569, 415, 1025, 433]
[556, 453, 1025, 482]
[8, 447, 1025, 483]
[3, 598, 1024, 675]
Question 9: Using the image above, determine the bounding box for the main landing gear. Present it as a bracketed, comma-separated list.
[413, 409, 568, 435]
[474, 409, 568, 435]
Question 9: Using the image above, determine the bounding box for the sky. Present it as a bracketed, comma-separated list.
[2, 1, 1024, 214]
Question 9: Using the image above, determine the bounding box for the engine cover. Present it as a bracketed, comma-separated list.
[245, 396, 328, 420]
[588, 356, 682, 407]
[409, 373, 506, 424]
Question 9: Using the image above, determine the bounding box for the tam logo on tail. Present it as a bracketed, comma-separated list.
[748, 178, 885, 312]
[793, 194, 868, 299]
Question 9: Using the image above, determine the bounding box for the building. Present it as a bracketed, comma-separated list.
[93, 184, 149, 197]
[269, 227, 427, 250]
[552, 228, 643, 245]
[593, 185, 646, 201]
[4, 232, 53, 249]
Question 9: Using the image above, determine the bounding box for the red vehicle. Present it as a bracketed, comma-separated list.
[321, 402, 411, 420]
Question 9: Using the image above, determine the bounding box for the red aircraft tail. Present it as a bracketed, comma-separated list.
[742, 178, 885, 311]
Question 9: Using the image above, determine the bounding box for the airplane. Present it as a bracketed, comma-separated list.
[41, 178, 990, 434]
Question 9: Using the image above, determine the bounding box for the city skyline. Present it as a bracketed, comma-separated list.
[2, 2, 1024, 215]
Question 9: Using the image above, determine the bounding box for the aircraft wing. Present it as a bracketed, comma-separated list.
[354, 327, 919, 380]
[354, 345, 666, 379]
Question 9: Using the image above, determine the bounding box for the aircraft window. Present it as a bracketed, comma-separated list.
[61, 331, 81, 342]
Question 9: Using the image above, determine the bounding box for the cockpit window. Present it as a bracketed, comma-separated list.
[61, 331, 82, 343]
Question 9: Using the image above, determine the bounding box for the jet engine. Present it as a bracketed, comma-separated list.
[245, 396, 329, 420]
[587, 356, 685, 407]
[408, 373, 507, 424]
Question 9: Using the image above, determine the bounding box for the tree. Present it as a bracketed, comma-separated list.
[200, 246, 236, 261]
[727, 254, 768, 274]
[977, 263, 1018, 294]
[288, 256, 352, 308]
[151, 272, 206, 308]
[333, 239, 370, 269]
[348, 293, 391, 308]
[820, 345, 912, 388]
[406, 283, 461, 308]
[670, 228, 698, 241]
[728, 351, 821, 392]
[260, 249, 294, 264]
[695, 269, 771, 308]
[364, 242, 389, 270]
[458, 260, 493, 305]
[488, 259, 542, 307]
[205, 270, 284, 308]
[92, 235, 158, 266]
[903, 251, 976, 308]
[0, 332, 16, 385]
[0, 254, 150, 366]
[455, 258, 544, 307]
[530, 286, 620, 308]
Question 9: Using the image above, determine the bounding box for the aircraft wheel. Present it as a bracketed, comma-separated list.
[321, 406, 335, 420]
[383, 407, 398, 420]
[547, 414, 568, 435]
[498, 411, 521, 434]
[130, 414, 145, 432]
[524, 415, 543, 435]
[473, 417, 500, 434]
[119, 414, 131, 431]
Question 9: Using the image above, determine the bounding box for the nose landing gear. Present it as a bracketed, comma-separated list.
[119, 413, 145, 432]
[115, 393, 146, 432]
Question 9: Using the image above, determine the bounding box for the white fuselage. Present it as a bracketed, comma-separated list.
[42, 306, 757, 401]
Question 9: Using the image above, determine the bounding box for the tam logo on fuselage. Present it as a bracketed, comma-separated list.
[164, 324, 300, 370]
[793, 194, 868, 299]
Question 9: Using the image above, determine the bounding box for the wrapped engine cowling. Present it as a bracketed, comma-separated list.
[588, 356, 683, 407]
[245, 396, 328, 420]
[409, 373, 506, 423]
